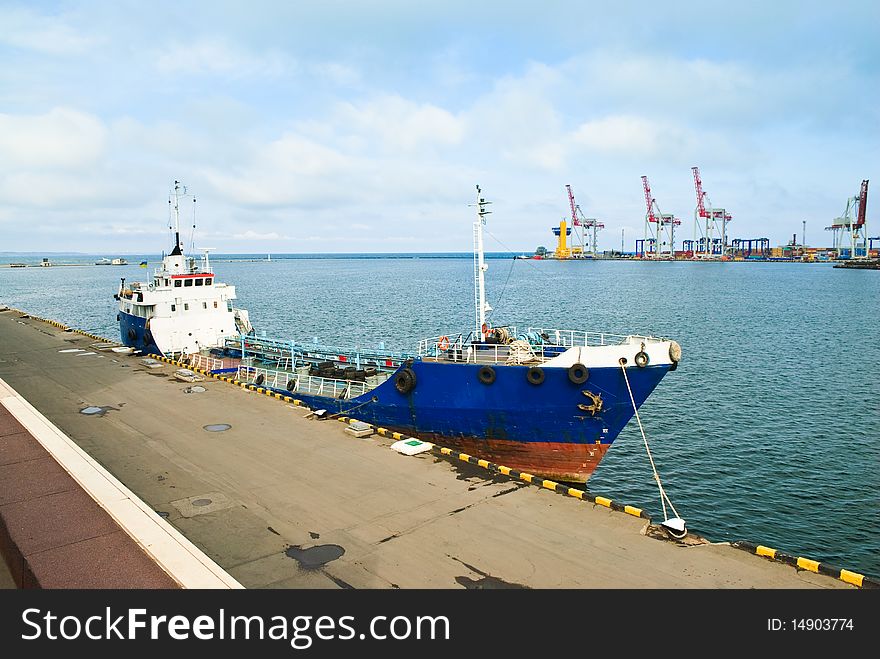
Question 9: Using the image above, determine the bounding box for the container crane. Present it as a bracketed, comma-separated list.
[640, 175, 679, 259]
[565, 184, 603, 257]
[825, 179, 869, 259]
[691, 166, 732, 258]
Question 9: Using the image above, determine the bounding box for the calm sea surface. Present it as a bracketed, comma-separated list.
[2, 254, 878, 577]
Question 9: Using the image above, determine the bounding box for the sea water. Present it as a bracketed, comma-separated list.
[2, 255, 878, 577]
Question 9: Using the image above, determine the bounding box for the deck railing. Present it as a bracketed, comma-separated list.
[418, 328, 660, 365]
[187, 354, 226, 371]
[237, 365, 373, 400]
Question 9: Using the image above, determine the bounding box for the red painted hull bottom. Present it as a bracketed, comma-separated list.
[420, 435, 611, 484]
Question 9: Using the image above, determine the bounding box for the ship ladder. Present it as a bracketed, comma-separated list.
[619, 359, 687, 540]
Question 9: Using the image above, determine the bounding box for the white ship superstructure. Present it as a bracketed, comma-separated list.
[117, 181, 251, 356]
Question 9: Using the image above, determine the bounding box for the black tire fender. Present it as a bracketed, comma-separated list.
[478, 365, 496, 385]
[526, 366, 545, 385]
[394, 367, 417, 394]
[255, 374, 265, 386]
[635, 351, 649, 368]
[568, 363, 589, 384]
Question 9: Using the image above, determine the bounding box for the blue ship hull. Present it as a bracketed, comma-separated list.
[119, 311, 161, 356]
[257, 359, 671, 482]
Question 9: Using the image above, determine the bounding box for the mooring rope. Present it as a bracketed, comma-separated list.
[619, 359, 680, 523]
[328, 395, 376, 420]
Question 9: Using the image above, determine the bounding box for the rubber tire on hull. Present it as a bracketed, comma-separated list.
[478, 365, 496, 385]
[568, 363, 589, 384]
[255, 374, 265, 385]
[394, 367, 417, 394]
[635, 351, 649, 368]
[527, 366, 545, 385]
[127, 328, 136, 341]
[286, 380, 296, 392]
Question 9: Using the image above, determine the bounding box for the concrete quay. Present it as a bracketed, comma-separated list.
[0, 309, 856, 589]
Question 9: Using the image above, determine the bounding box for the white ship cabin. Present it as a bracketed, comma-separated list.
[118, 250, 251, 356]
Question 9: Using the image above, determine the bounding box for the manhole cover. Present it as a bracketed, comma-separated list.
[184, 385, 207, 394]
[80, 406, 104, 415]
[203, 423, 231, 432]
[191, 498, 212, 507]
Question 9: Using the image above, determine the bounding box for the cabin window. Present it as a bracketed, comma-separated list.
[213, 301, 218, 309]
[171, 304, 176, 312]
[174, 280, 182, 288]
[184, 279, 193, 287]
[165, 279, 170, 287]
[227, 301, 233, 312]
[184, 303, 189, 311]
[195, 278, 203, 286]
[202, 302, 207, 309]
[205, 278, 212, 286]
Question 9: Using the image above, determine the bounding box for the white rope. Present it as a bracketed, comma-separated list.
[619, 360, 680, 522]
[506, 339, 535, 365]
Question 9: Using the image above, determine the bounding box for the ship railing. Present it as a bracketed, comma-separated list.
[418, 328, 662, 365]
[187, 354, 225, 371]
[223, 335, 415, 369]
[417, 332, 556, 365]
[416, 334, 468, 358]
[526, 328, 654, 348]
[236, 365, 372, 400]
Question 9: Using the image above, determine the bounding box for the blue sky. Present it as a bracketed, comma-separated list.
[1, 1, 877, 253]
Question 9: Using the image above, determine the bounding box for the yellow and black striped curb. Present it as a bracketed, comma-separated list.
[732, 541, 879, 589]
[148, 354, 651, 521]
[7, 309, 68, 331]
[147, 354, 309, 408]
[10, 309, 115, 343]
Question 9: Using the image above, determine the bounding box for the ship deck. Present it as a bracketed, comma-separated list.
[0, 310, 858, 589]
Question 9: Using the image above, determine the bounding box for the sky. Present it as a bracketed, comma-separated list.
[0, 1, 878, 254]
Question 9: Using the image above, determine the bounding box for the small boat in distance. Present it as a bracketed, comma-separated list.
[116, 183, 680, 482]
[95, 258, 111, 265]
[97, 257, 128, 265]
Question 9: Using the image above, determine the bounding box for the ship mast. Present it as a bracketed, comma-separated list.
[471, 185, 492, 341]
[169, 180, 185, 256]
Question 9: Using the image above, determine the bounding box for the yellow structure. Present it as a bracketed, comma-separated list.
[553, 219, 572, 259]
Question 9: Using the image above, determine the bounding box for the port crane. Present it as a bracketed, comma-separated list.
[825, 179, 869, 259]
[640, 176, 679, 259]
[692, 167, 732, 258]
[565, 184, 603, 257]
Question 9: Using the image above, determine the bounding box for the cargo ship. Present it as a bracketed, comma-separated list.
[117, 182, 680, 482]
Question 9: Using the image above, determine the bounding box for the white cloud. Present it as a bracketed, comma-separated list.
[155, 38, 291, 78]
[308, 62, 361, 87]
[464, 62, 566, 170]
[0, 108, 107, 169]
[0, 7, 95, 55]
[333, 95, 464, 151]
[573, 116, 660, 155]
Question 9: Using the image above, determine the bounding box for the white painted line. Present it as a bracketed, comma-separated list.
[0, 377, 243, 589]
[58, 349, 84, 353]
[75, 352, 97, 356]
